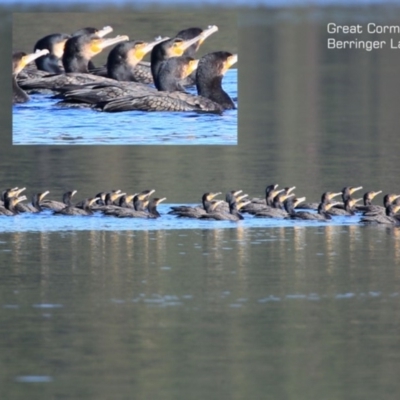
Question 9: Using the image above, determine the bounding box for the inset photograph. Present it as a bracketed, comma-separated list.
[12, 12, 237, 145]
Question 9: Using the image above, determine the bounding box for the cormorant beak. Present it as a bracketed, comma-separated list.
[233, 190, 243, 197]
[371, 190, 382, 199]
[211, 200, 224, 211]
[39, 191, 50, 202]
[156, 197, 167, 205]
[89, 197, 101, 206]
[272, 188, 285, 198]
[350, 198, 362, 207]
[23, 50, 49, 65]
[326, 201, 340, 210]
[91, 35, 129, 53]
[238, 200, 251, 210]
[286, 186, 296, 195]
[209, 192, 222, 200]
[96, 26, 113, 38]
[237, 194, 248, 202]
[283, 193, 295, 201]
[126, 194, 137, 203]
[15, 195, 27, 205]
[329, 192, 343, 200]
[154, 36, 170, 42]
[11, 187, 26, 197]
[390, 194, 400, 203]
[111, 192, 126, 202]
[138, 190, 155, 201]
[173, 28, 216, 56]
[71, 190, 78, 198]
[198, 25, 219, 45]
[349, 186, 363, 195]
[15, 49, 49, 75]
[293, 197, 306, 208]
[135, 37, 170, 61]
[143, 189, 156, 199]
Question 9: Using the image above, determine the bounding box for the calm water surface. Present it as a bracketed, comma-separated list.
[1, 226, 400, 400]
[12, 70, 237, 145]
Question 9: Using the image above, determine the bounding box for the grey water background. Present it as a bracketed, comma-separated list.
[12, 12, 237, 145]
[2, 3, 400, 400]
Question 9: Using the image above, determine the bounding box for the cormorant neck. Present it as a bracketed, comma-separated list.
[63, 55, 89, 73]
[156, 61, 185, 92]
[36, 54, 63, 73]
[203, 200, 213, 213]
[150, 46, 167, 84]
[31, 195, 42, 212]
[134, 199, 146, 211]
[148, 205, 160, 217]
[13, 75, 30, 104]
[197, 75, 235, 110]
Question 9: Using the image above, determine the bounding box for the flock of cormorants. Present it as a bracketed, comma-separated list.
[11, 24, 395, 226]
[12, 24, 237, 113]
[1, 185, 399, 225]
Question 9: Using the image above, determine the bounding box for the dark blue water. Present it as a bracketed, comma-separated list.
[12, 69, 237, 145]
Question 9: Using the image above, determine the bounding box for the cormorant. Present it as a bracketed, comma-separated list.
[330, 186, 363, 211]
[156, 56, 198, 91]
[62, 33, 129, 73]
[98, 50, 236, 112]
[0, 195, 28, 216]
[212, 190, 247, 213]
[41, 190, 77, 212]
[361, 204, 400, 225]
[33, 33, 71, 73]
[13, 49, 49, 104]
[116, 197, 167, 218]
[288, 201, 341, 221]
[92, 191, 126, 211]
[361, 194, 400, 216]
[101, 194, 137, 215]
[356, 190, 383, 212]
[57, 56, 198, 106]
[327, 197, 362, 216]
[254, 192, 297, 218]
[98, 25, 218, 86]
[300, 191, 343, 210]
[16, 191, 50, 213]
[0, 187, 26, 205]
[105, 190, 156, 217]
[200, 199, 250, 221]
[151, 26, 217, 86]
[169, 192, 222, 218]
[241, 184, 286, 214]
[89, 37, 168, 80]
[18, 34, 129, 92]
[54, 197, 99, 215]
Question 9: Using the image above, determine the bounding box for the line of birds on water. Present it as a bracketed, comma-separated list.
[13, 24, 237, 113]
[1, 184, 400, 225]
